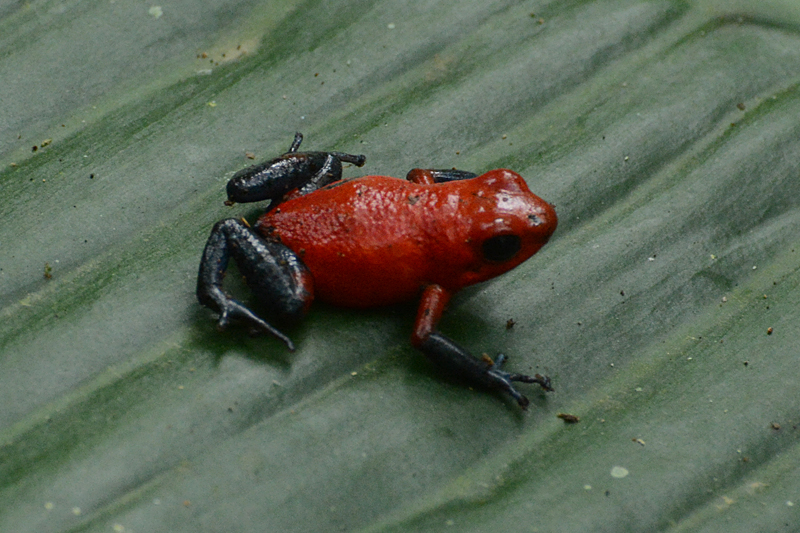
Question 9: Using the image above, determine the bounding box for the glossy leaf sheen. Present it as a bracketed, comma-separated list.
[2, 0, 800, 531]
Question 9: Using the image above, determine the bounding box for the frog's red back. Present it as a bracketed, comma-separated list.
[256, 170, 556, 307]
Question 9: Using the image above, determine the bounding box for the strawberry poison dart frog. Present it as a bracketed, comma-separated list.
[197, 134, 558, 408]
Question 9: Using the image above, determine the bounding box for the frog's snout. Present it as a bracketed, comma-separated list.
[527, 197, 558, 239]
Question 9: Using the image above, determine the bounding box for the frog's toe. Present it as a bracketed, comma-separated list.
[489, 353, 553, 393]
[488, 353, 509, 371]
[214, 300, 295, 351]
[510, 372, 554, 392]
[486, 366, 528, 408]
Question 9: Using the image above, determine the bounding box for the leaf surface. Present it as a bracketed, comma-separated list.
[2, 0, 800, 531]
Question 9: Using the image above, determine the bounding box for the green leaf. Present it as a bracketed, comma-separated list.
[3, 0, 800, 531]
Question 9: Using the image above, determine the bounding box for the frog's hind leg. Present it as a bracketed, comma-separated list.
[197, 218, 313, 351]
[225, 133, 366, 205]
[405, 169, 477, 185]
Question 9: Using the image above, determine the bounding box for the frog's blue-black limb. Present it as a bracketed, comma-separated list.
[197, 218, 313, 351]
[225, 133, 366, 205]
[419, 333, 552, 409]
[408, 169, 477, 183]
[287, 132, 303, 153]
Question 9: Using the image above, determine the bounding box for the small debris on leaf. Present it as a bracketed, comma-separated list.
[557, 413, 580, 424]
[610, 466, 629, 478]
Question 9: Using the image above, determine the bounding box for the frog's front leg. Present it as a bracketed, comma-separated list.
[405, 168, 477, 185]
[226, 132, 366, 205]
[197, 218, 313, 351]
[411, 284, 553, 408]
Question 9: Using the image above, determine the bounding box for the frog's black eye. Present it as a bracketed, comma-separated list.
[482, 234, 521, 263]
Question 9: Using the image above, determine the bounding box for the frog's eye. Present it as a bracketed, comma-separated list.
[482, 234, 521, 262]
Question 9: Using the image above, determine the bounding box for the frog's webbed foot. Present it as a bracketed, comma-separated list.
[419, 333, 553, 409]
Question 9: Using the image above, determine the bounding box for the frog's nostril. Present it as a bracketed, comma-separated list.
[528, 214, 542, 225]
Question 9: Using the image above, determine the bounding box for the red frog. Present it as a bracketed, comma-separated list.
[198, 133, 557, 408]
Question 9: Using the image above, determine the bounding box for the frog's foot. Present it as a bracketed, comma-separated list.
[486, 353, 553, 409]
[210, 290, 295, 351]
[419, 332, 552, 409]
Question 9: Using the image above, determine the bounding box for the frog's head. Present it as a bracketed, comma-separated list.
[457, 169, 557, 287]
